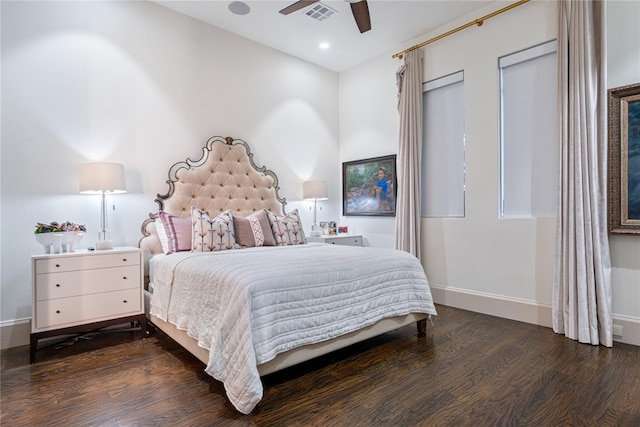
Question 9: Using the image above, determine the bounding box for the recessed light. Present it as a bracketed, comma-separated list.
[319, 42, 330, 50]
[228, 1, 250, 16]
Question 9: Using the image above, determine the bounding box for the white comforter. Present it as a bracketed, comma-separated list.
[149, 243, 436, 414]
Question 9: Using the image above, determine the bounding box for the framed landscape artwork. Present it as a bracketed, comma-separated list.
[343, 155, 397, 216]
[608, 82, 640, 234]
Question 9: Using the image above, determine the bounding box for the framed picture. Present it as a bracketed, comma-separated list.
[319, 221, 337, 235]
[608, 82, 640, 234]
[343, 155, 396, 216]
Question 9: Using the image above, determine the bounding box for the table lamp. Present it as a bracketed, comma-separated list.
[302, 180, 328, 237]
[79, 162, 127, 250]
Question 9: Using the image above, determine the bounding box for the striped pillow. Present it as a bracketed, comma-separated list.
[158, 211, 192, 254]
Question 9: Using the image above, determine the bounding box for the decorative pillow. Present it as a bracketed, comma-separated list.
[154, 220, 170, 254]
[233, 209, 276, 248]
[158, 211, 192, 254]
[267, 209, 307, 246]
[191, 207, 237, 252]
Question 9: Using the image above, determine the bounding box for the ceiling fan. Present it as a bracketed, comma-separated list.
[279, 0, 371, 34]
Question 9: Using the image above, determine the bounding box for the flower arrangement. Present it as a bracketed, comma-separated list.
[34, 221, 87, 253]
[34, 221, 86, 234]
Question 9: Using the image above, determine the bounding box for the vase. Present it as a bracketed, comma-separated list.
[35, 231, 85, 253]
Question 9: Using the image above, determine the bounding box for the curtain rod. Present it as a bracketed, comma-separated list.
[392, 0, 530, 60]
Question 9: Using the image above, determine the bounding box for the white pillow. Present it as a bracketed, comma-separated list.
[155, 220, 170, 254]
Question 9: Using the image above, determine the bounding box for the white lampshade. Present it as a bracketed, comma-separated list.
[302, 180, 328, 200]
[79, 162, 127, 194]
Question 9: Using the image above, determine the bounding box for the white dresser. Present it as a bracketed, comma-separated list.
[30, 246, 145, 363]
[306, 234, 363, 247]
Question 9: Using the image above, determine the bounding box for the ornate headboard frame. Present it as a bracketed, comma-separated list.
[139, 136, 287, 276]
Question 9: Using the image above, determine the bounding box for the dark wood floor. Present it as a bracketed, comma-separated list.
[2, 305, 639, 426]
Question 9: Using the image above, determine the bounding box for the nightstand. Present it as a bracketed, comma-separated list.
[307, 234, 363, 246]
[30, 246, 146, 363]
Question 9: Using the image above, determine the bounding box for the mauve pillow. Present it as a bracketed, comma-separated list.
[267, 209, 307, 246]
[158, 211, 192, 254]
[191, 207, 237, 252]
[233, 209, 276, 248]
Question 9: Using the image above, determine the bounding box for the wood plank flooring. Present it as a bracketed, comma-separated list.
[2, 305, 639, 426]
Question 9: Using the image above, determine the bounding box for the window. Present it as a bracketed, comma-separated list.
[421, 71, 465, 218]
[500, 40, 558, 218]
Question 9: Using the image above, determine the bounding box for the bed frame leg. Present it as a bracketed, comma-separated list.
[417, 319, 427, 336]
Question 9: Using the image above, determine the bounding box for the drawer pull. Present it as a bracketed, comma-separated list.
[123, 276, 127, 280]
[56, 284, 61, 287]
[55, 264, 60, 268]
[123, 300, 128, 303]
[122, 258, 127, 262]
[56, 310, 60, 314]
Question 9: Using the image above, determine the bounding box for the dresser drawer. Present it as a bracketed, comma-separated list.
[34, 252, 140, 274]
[35, 265, 140, 301]
[307, 235, 363, 246]
[328, 236, 362, 246]
[34, 288, 142, 331]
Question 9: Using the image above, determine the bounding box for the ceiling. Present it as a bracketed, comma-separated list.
[152, 0, 495, 72]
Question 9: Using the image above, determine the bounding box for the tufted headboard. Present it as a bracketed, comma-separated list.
[139, 136, 287, 277]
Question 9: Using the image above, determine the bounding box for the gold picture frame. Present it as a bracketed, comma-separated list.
[343, 155, 396, 216]
[608, 82, 640, 234]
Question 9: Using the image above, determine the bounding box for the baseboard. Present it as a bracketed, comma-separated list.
[611, 314, 640, 347]
[1, 318, 31, 350]
[430, 285, 639, 347]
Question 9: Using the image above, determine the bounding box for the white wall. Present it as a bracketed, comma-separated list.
[0, 1, 339, 347]
[340, 0, 639, 345]
[339, 54, 400, 247]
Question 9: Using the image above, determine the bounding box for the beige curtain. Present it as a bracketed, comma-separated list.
[553, 0, 612, 347]
[394, 49, 423, 258]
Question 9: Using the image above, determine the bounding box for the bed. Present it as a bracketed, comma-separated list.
[139, 136, 437, 414]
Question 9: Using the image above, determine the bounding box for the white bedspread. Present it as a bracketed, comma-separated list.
[149, 243, 436, 414]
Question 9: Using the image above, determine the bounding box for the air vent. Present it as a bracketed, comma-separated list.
[305, 2, 337, 21]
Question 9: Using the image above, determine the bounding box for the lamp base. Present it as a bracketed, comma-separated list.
[96, 240, 114, 250]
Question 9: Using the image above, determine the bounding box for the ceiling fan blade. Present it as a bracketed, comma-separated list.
[279, 0, 320, 15]
[350, 0, 371, 33]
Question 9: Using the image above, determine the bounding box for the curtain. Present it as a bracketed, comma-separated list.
[553, 0, 612, 347]
[394, 49, 423, 258]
